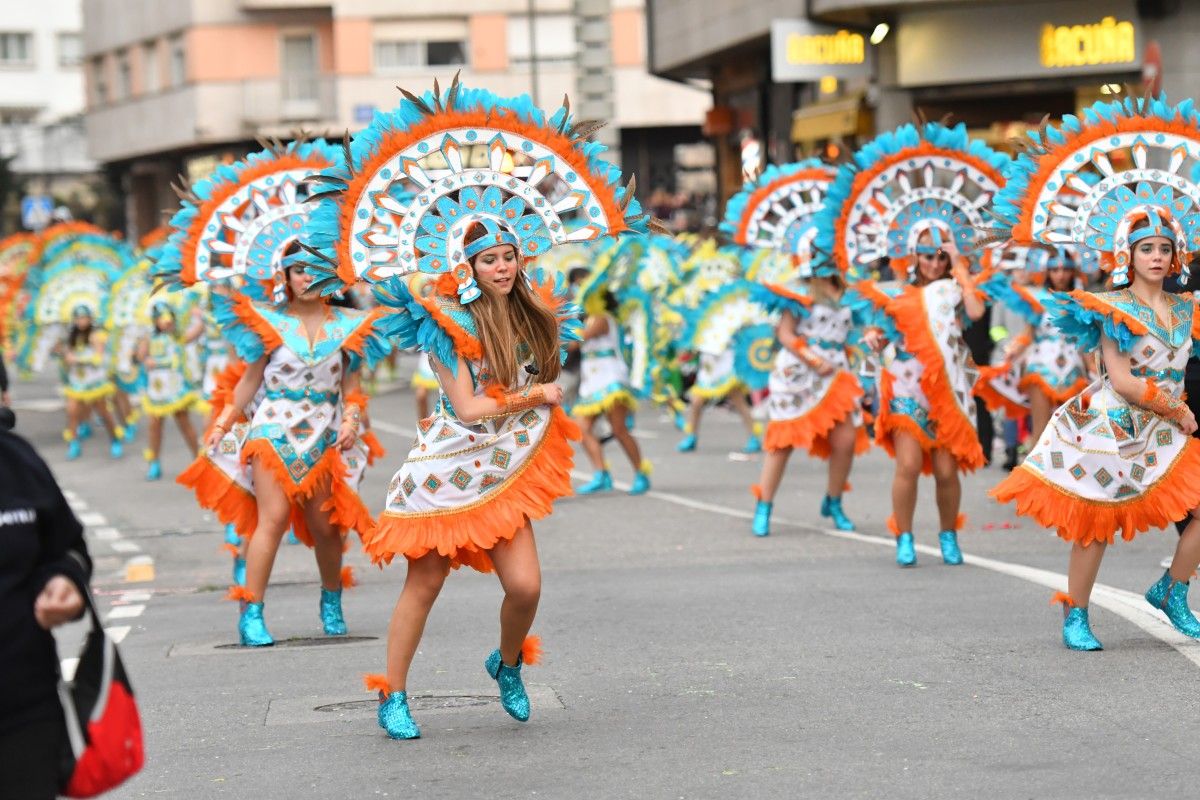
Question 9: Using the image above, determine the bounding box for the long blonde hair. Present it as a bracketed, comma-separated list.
[465, 223, 562, 389]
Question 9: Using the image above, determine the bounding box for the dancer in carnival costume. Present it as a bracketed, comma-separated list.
[302, 77, 647, 739]
[573, 240, 652, 495]
[723, 159, 872, 536]
[670, 240, 764, 454]
[20, 242, 129, 460]
[137, 295, 203, 480]
[156, 137, 390, 644]
[977, 245, 1096, 447]
[105, 253, 153, 445]
[816, 121, 1008, 566]
[990, 95, 1200, 650]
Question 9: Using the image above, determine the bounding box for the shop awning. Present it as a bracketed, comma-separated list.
[791, 92, 871, 143]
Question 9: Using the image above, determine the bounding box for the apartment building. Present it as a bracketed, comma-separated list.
[82, 0, 710, 236]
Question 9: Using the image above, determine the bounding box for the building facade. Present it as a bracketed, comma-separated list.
[647, 0, 1197, 203]
[82, 0, 710, 236]
[0, 0, 97, 231]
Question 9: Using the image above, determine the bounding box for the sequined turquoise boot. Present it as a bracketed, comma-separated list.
[109, 435, 124, 459]
[938, 530, 963, 565]
[485, 649, 531, 722]
[676, 433, 697, 452]
[77, 421, 92, 440]
[578, 470, 613, 494]
[146, 459, 162, 481]
[1062, 606, 1103, 651]
[743, 434, 762, 454]
[1146, 570, 1200, 638]
[895, 532, 916, 567]
[238, 602, 274, 647]
[320, 588, 347, 636]
[820, 495, 855, 531]
[752, 500, 772, 537]
[629, 471, 651, 496]
[378, 691, 421, 739]
[66, 438, 82, 460]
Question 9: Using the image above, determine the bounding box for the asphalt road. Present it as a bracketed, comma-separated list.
[9, 359, 1200, 800]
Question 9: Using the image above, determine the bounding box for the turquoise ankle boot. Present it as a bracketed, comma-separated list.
[743, 435, 762, 454]
[67, 439, 82, 460]
[238, 602, 274, 647]
[1146, 570, 1200, 638]
[629, 472, 650, 496]
[484, 649, 531, 722]
[752, 500, 772, 537]
[676, 433, 697, 452]
[820, 495, 855, 531]
[320, 588, 347, 636]
[1062, 606, 1103, 650]
[146, 460, 162, 481]
[578, 470, 613, 495]
[895, 532, 916, 567]
[378, 691, 421, 739]
[938, 530, 963, 565]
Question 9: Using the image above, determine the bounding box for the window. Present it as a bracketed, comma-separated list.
[507, 15, 576, 66]
[168, 34, 185, 87]
[57, 33, 81, 67]
[426, 40, 465, 67]
[90, 56, 108, 105]
[0, 32, 32, 66]
[116, 50, 131, 99]
[373, 39, 466, 70]
[374, 41, 420, 69]
[142, 41, 160, 93]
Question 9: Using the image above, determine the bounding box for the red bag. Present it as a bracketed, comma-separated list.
[57, 581, 145, 797]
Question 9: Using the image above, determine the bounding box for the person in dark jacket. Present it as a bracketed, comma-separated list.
[963, 305, 995, 465]
[0, 427, 91, 800]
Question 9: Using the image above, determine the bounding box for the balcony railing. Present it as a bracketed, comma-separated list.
[241, 75, 336, 129]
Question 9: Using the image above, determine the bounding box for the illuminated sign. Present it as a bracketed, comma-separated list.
[786, 29, 865, 66]
[1040, 16, 1136, 68]
[771, 20, 873, 82]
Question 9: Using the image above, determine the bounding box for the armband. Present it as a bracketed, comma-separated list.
[1140, 380, 1188, 424]
[500, 384, 546, 415]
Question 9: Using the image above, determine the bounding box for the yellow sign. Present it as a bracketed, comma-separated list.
[1040, 16, 1135, 69]
[786, 29, 865, 66]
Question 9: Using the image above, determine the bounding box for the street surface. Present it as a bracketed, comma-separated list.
[10, 359, 1200, 799]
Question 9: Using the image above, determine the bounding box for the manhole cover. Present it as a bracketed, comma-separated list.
[316, 694, 497, 713]
[215, 635, 378, 650]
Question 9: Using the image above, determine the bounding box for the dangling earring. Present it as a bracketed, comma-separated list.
[1112, 252, 1130, 286]
[453, 262, 481, 304]
[272, 269, 287, 305]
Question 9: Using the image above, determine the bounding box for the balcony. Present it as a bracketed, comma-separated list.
[238, 0, 331, 9]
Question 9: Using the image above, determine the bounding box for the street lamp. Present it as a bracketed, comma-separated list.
[870, 23, 890, 45]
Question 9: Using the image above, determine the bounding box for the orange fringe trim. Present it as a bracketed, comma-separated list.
[887, 286, 985, 473]
[990, 439, 1200, 545]
[522, 635, 543, 666]
[340, 566, 357, 589]
[361, 430, 386, 464]
[761, 282, 813, 308]
[1066, 289, 1149, 338]
[974, 364, 1028, 420]
[204, 359, 248, 437]
[225, 586, 256, 602]
[176, 455, 258, 539]
[764, 370, 867, 458]
[333, 109, 632, 286]
[875, 371, 935, 475]
[221, 543, 239, 557]
[227, 294, 284, 353]
[1019, 372, 1090, 406]
[750, 483, 764, 501]
[1049, 591, 1075, 607]
[364, 406, 581, 572]
[363, 674, 391, 695]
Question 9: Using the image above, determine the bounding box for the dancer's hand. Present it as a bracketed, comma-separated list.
[1180, 407, 1198, 435]
[204, 426, 225, 452]
[34, 576, 84, 630]
[814, 358, 835, 377]
[862, 329, 886, 352]
[336, 421, 358, 451]
[541, 383, 564, 406]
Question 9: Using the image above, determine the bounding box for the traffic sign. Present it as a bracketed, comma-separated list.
[20, 195, 53, 231]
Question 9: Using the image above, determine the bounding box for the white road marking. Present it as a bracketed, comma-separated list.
[104, 626, 131, 643]
[91, 527, 120, 541]
[110, 540, 141, 554]
[106, 604, 145, 620]
[118, 591, 152, 603]
[78, 511, 107, 527]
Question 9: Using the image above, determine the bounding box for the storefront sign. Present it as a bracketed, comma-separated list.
[1040, 16, 1136, 69]
[771, 20, 873, 82]
[897, 0, 1141, 87]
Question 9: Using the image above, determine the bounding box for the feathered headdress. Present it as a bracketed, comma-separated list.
[301, 75, 648, 303]
[815, 121, 1009, 280]
[991, 95, 1200, 285]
